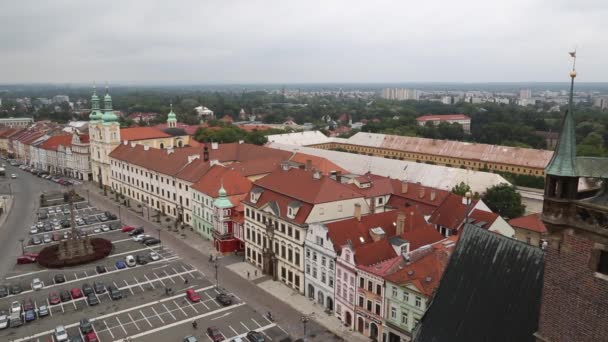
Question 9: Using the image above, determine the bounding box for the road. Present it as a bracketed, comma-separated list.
[0, 164, 62, 279]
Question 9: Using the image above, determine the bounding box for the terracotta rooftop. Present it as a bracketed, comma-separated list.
[39, 134, 73, 151]
[289, 152, 349, 175]
[416, 114, 470, 121]
[244, 187, 314, 224]
[468, 209, 499, 230]
[387, 180, 450, 215]
[354, 240, 398, 266]
[508, 213, 547, 234]
[428, 193, 477, 231]
[358, 255, 404, 277]
[120, 127, 171, 141]
[192, 165, 252, 197]
[109, 143, 203, 178]
[207, 143, 292, 163]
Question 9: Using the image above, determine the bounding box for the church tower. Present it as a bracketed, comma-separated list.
[167, 103, 177, 128]
[535, 53, 608, 342]
[89, 86, 121, 192]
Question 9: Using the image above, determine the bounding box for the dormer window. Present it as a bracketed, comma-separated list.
[250, 188, 263, 204]
[287, 201, 301, 219]
[250, 193, 257, 203]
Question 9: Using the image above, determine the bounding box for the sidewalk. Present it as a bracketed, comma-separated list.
[0, 195, 13, 229]
[77, 182, 354, 341]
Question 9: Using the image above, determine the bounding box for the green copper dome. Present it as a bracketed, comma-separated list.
[213, 185, 233, 209]
[89, 85, 103, 122]
[102, 110, 118, 124]
[101, 86, 118, 124]
[167, 103, 177, 121]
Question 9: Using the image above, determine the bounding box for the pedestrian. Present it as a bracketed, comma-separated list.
[247, 271, 250, 279]
[184, 278, 189, 285]
[254, 270, 258, 277]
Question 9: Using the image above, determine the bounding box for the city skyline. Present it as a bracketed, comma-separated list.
[2, 0, 607, 83]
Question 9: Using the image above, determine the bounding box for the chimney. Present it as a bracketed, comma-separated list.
[396, 211, 405, 235]
[430, 190, 436, 201]
[281, 161, 290, 171]
[238, 140, 244, 144]
[130, 142, 136, 148]
[312, 169, 321, 180]
[401, 181, 408, 194]
[305, 159, 312, 171]
[211, 142, 219, 150]
[143, 145, 149, 151]
[354, 203, 361, 222]
[370, 198, 376, 214]
[418, 187, 425, 199]
[167, 147, 174, 155]
[203, 146, 209, 161]
[335, 171, 342, 183]
[123, 140, 128, 146]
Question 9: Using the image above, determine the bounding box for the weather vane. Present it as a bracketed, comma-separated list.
[568, 50, 577, 78]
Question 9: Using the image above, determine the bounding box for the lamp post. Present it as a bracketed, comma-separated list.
[214, 260, 219, 289]
[86, 189, 89, 203]
[301, 315, 309, 341]
[118, 205, 122, 222]
[157, 227, 162, 251]
[18, 238, 24, 255]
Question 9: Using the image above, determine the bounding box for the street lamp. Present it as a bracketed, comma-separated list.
[86, 189, 89, 204]
[214, 259, 219, 289]
[18, 238, 24, 255]
[301, 315, 309, 341]
[118, 205, 122, 222]
[157, 227, 162, 251]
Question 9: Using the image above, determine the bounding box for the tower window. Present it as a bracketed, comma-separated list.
[598, 250, 608, 276]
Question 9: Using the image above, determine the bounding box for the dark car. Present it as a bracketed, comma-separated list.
[93, 281, 106, 294]
[10, 283, 22, 295]
[81, 283, 94, 296]
[69, 336, 84, 342]
[95, 265, 107, 274]
[144, 238, 161, 246]
[98, 215, 108, 222]
[246, 331, 266, 342]
[135, 254, 148, 265]
[79, 318, 93, 334]
[108, 285, 122, 300]
[24, 309, 36, 322]
[54, 273, 66, 284]
[128, 227, 144, 236]
[43, 224, 52, 232]
[61, 220, 71, 228]
[109, 222, 119, 230]
[49, 292, 61, 305]
[216, 293, 232, 306]
[207, 326, 224, 342]
[60, 290, 72, 302]
[86, 293, 99, 306]
[105, 212, 117, 220]
[0, 285, 8, 297]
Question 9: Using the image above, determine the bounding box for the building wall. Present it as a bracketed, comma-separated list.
[513, 228, 544, 247]
[304, 223, 337, 311]
[536, 231, 608, 342]
[0, 118, 34, 128]
[355, 270, 386, 340]
[335, 245, 357, 330]
[384, 281, 428, 341]
[310, 142, 545, 177]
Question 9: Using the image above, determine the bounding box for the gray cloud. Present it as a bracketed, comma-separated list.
[1, 0, 606, 83]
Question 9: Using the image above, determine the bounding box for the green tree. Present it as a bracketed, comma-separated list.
[482, 183, 525, 219]
[451, 182, 471, 196]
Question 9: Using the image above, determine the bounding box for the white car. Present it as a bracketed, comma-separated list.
[36, 222, 44, 228]
[10, 301, 21, 314]
[125, 255, 136, 267]
[43, 234, 51, 243]
[149, 252, 160, 261]
[0, 314, 7, 329]
[47, 208, 55, 214]
[53, 223, 61, 230]
[29, 226, 38, 234]
[132, 234, 150, 242]
[55, 325, 68, 342]
[93, 227, 101, 233]
[31, 278, 44, 291]
[101, 224, 110, 232]
[10, 174, 16, 179]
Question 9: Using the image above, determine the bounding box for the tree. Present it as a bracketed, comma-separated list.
[451, 182, 471, 196]
[482, 183, 525, 219]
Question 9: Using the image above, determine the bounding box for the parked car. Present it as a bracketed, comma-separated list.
[54, 273, 66, 283]
[17, 255, 37, 264]
[29, 226, 38, 234]
[149, 252, 161, 261]
[10, 301, 21, 314]
[38, 304, 49, 317]
[186, 289, 201, 303]
[93, 281, 106, 294]
[246, 331, 266, 342]
[29, 236, 42, 245]
[70, 335, 84, 342]
[108, 285, 122, 300]
[105, 211, 117, 220]
[61, 220, 70, 228]
[31, 278, 44, 291]
[42, 234, 51, 243]
[79, 318, 93, 334]
[81, 283, 94, 296]
[36, 221, 44, 228]
[125, 255, 136, 267]
[128, 227, 144, 236]
[121, 225, 136, 232]
[99, 215, 108, 222]
[24, 309, 36, 322]
[0, 285, 8, 298]
[60, 290, 71, 302]
[100, 224, 110, 232]
[207, 326, 224, 342]
[86, 293, 99, 306]
[216, 293, 232, 306]
[115, 260, 127, 269]
[53, 223, 61, 230]
[52, 233, 61, 241]
[10, 284, 22, 295]
[95, 265, 107, 274]
[0, 314, 8, 329]
[10, 174, 16, 179]
[144, 238, 161, 246]
[109, 222, 119, 230]
[55, 325, 69, 342]
[135, 254, 148, 265]
[43, 223, 52, 232]
[85, 331, 99, 342]
[49, 292, 61, 305]
[92, 227, 101, 233]
[70, 288, 83, 299]
[132, 234, 150, 242]
[183, 336, 199, 342]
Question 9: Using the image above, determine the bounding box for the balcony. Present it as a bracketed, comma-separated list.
[542, 198, 608, 239]
[212, 229, 233, 240]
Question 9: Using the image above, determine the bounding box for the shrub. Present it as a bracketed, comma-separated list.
[37, 238, 113, 268]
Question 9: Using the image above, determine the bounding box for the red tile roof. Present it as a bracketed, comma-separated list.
[253, 167, 363, 204]
[175, 158, 211, 183]
[416, 114, 470, 122]
[397, 225, 445, 251]
[468, 209, 499, 229]
[246, 188, 314, 224]
[120, 127, 171, 141]
[388, 180, 450, 215]
[109, 143, 204, 178]
[39, 135, 72, 151]
[508, 213, 547, 234]
[428, 193, 476, 231]
[354, 240, 398, 266]
[347, 173, 395, 198]
[227, 158, 283, 178]
[289, 152, 349, 175]
[154, 123, 202, 135]
[358, 255, 404, 276]
[192, 165, 252, 197]
[207, 143, 292, 163]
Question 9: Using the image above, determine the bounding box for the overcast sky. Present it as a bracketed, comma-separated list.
[1, 0, 606, 84]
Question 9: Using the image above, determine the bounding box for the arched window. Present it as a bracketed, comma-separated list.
[177, 140, 183, 147]
[160, 143, 165, 149]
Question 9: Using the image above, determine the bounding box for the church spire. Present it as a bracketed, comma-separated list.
[101, 84, 118, 125]
[167, 102, 177, 128]
[89, 83, 103, 122]
[545, 52, 578, 177]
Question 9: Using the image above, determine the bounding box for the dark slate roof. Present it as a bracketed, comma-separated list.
[413, 224, 544, 342]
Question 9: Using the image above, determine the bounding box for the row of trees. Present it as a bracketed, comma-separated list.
[452, 182, 526, 219]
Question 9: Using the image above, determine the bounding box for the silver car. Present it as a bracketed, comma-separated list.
[43, 234, 51, 243]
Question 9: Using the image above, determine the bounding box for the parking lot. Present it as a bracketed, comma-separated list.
[0, 200, 288, 342]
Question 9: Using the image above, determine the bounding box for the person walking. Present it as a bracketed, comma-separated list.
[247, 271, 250, 279]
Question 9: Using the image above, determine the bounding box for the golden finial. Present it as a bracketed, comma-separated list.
[569, 50, 577, 78]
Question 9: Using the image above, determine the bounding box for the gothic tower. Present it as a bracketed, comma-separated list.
[535, 53, 608, 342]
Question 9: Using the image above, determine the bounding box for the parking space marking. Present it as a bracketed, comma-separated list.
[155, 273, 166, 286]
[150, 306, 165, 324]
[5, 269, 47, 280]
[241, 321, 250, 331]
[173, 300, 188, 317]
[163, 270, 176, 284]
[261, 330, 273, 341]
[143, 274, 155, 289]
[104, 320, 115, 338]
[135, 276, 145, 292]
[128, 313, 141, 331]
[116, 316, 128, 335]
[251, 318, 262, 328]
[229, 325, 239, 336]
[172, 267, 186, 282]
[123, 280, 135, 295]
[229, 323, 277, 341]
[139, 310, 153, 328]
[162, 303, 177, 320]
[186, 298, 200, 313]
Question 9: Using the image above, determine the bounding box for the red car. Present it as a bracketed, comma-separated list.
[121, 226, 135, 232]
[71, 288, 83, 299]
[207, 326, 224, 342]
[52, 233, 61, 241]
[23, 252, 39, 258]
[186, 288, 201, 303]
[85, 331, 98, 342]
[17, 255, 37, 264]
[49, 292, 61, 305]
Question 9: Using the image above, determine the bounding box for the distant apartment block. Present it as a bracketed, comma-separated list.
[0, 117, 34, 128]
[519, 88, 532, 99]
[52, 95, 70, 104]
[593, 96, 608, 110]
[416, 114, 471, 134]
[381, 88, 419, 101]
